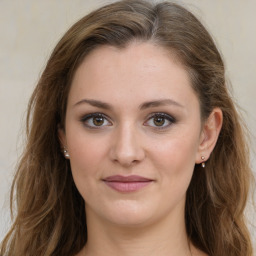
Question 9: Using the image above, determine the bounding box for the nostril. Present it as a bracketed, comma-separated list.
[110, 144, 145, 166]
[112, 153, 142, 167]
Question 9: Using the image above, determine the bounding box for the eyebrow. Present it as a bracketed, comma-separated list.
[139, 99, 184, 110]
[74, 99, 113, 110]
[73, 98, 184, 110]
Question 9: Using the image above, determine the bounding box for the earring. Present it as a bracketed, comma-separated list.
[201, 156, 205, 168]
[63, 148, 70, 158]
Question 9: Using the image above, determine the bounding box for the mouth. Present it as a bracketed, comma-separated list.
[102, 175, 154, 193]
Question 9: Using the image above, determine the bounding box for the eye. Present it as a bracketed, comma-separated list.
[144, 113, 175, 129]
[81, 113, 112, 128]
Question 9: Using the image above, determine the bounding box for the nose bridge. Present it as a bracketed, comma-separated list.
[110, 120, 145, 166]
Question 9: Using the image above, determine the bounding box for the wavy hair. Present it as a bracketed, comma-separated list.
[1, 0, 254, 255]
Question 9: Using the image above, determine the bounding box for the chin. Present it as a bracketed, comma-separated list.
[97, 200, 160, 228]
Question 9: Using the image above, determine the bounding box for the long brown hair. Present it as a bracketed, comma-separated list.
[1, 1, 254, 255]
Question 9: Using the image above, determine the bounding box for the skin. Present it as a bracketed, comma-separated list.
[59, 42, 222, 256]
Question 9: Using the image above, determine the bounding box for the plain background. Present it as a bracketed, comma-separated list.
[0, 0, 255, 249]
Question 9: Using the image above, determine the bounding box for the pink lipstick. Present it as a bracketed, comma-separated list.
[103, 175, 153, 192]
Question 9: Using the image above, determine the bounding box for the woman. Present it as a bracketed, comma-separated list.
[0, 0, 254, 255]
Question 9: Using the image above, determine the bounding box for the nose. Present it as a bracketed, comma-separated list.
[109, 123, 145, 167]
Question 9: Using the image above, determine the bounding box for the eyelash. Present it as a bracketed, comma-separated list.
[144, 112, 176, 130]
[80, 113, 112, 129]
[80, 112, 176, 130]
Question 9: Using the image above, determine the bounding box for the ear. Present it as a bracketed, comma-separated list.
[196, 108, 223, 164]
[58, 126, 70, 159]
[58, 125, 67, 149]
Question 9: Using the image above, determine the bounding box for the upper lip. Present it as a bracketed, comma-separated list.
[103, 175, 153, 182]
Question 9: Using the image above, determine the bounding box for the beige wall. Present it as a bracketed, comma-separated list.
[0, 0, 255, 248]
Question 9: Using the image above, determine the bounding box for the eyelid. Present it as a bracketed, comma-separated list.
[80, 112, 112, 128]
[147, 112, 175, 120]
[80, 112, 176, 130]
[144, 112, 176, 129]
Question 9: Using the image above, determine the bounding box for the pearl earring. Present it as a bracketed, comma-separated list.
[63, 148, 70, 158]
[201, 156, 205, 168]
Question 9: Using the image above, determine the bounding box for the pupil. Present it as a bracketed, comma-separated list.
[154, 117, 165, 126]
[93, 117, 104, 126]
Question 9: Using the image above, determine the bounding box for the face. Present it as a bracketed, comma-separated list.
[60, 42, 204, 228]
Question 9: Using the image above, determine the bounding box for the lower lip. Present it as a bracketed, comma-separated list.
[104, 181, 152, 192]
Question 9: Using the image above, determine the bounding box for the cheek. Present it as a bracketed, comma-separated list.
[65, 124, 109, 191]
[153, 134, 198, 167]
[151, 132, 199, 188]
[153, 138, 197, 212]
[67, 136, 107, 201]
[69, 137, 106, 174]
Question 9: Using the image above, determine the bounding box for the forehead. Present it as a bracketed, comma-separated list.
[68, 42, 199, 111]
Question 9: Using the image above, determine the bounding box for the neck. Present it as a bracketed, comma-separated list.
[82, 207, 192, 256]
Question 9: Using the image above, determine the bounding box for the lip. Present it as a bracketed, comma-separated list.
[102, 175, 154, 193]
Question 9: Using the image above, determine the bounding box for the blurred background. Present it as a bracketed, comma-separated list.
[0, 0, 255, 249]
